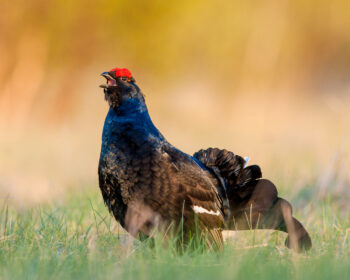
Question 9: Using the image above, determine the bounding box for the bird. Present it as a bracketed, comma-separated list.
[98, 67, 312, 251]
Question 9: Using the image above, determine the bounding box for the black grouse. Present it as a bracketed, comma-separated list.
[98, 67, 312, 251]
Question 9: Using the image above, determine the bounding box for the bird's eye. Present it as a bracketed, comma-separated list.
[121, 77, 127, 81]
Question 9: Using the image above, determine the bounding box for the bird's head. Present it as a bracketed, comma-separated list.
[100, 67, 142, 108]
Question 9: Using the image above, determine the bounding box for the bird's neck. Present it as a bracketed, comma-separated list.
[115, 95, 148, 116]
[103, 96, 165, 140]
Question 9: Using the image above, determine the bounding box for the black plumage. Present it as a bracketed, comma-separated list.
[98, 68, 312, 251]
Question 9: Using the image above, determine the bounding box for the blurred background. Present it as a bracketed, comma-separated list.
[0, 0, 349, 208]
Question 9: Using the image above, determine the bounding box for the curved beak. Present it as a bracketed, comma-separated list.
[101, 72, 114, 79]
[100, 72, 117, 88]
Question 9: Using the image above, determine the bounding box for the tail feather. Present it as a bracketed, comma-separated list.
[194, 148, 262, 189]
[236, 164, 262, 187]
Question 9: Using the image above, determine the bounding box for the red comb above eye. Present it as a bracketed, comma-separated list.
[109, 67, 132, 78]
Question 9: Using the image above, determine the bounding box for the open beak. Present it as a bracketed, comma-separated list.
[100, 72, 117, 88]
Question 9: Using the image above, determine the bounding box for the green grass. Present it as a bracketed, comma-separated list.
[0, 188, 349, 280]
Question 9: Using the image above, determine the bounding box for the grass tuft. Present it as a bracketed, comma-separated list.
[0, 188, 349, 280]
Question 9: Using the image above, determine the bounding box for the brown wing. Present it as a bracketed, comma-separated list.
[123, 143, 224, 235]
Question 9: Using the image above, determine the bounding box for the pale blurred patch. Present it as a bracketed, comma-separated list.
[0, 82, 349, 206]
[0, 0, 349, 207]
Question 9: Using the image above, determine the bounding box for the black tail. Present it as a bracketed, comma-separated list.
[194, 148, 312, 252]
[193, 148, 262, 189]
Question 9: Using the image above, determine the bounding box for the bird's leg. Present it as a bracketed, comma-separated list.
[228, 179, 312, 252]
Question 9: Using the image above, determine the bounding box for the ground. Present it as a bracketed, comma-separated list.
[0, 185, 349, 280]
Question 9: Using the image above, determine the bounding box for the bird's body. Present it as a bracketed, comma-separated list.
[98, 67, 312, 251]
[98, 97, 224, 240]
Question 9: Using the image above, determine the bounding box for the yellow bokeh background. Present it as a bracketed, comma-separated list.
[0, 0, 349, 205]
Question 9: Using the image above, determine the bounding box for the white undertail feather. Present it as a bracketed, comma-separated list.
[244, 156, 250, 168]
[192, 205, 220, 216]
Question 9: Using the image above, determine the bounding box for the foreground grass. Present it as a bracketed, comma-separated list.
[0, 189, 349, 280]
